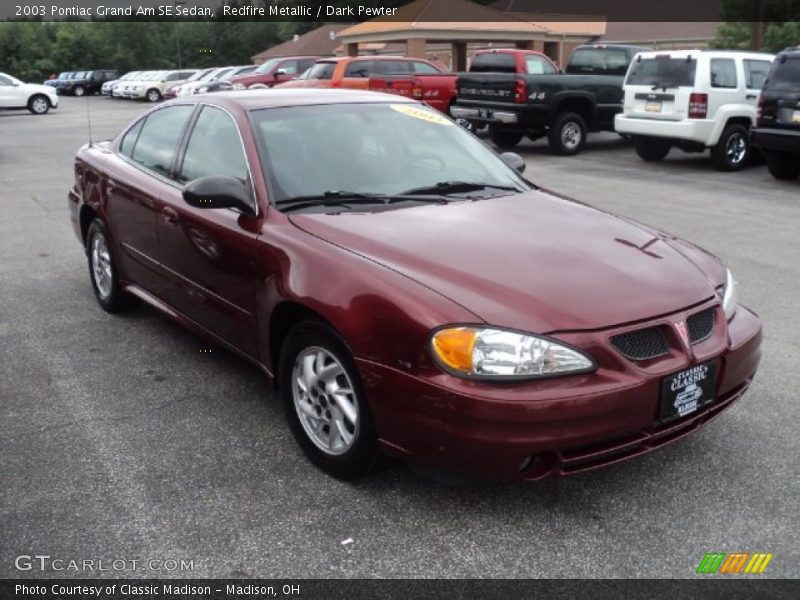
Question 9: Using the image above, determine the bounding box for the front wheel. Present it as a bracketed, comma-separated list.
[280, 321, 376, 480]
[548, 112, 587, 156]
[711, 124, 750, 171]
[27, 94, 50, 115]
[73, 85, 85, 97]
[488, 126, 524, 149]
[633, 137, 671, 161]
[145, 88, 161, 102]
[765, 151, 800, 180]
[86, 219, 136, 313]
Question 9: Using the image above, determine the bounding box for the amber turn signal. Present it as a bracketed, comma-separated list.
[431, 328, 477, 373]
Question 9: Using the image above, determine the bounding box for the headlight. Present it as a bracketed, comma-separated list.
[721, 268, 738, 321]
[430, 326, 594, 379]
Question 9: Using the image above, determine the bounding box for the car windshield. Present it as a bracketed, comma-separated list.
[122, 72, 138, 80]
[250, 103, 529, 210]
[254, 59, 280, 74]
[58, 72, 69, 79]
[146, 71, 166, 81]
[626, 57, 697, 87]
[767, 57, 800, 91]
[186, 69, 211, 82]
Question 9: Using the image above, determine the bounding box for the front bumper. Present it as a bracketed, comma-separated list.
[360, 303, 762, 481]
[615, 114, 714, 145]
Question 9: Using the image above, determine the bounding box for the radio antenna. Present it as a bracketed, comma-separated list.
[86, 91, 94, 147]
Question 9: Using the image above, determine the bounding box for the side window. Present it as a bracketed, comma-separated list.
[130, 105, 194, 177]
[710, 58, 737, 89]
[279, 60, 298, 74]
[344, 60, 374, 78]
[178, 106, 250, 191]
[119, 118, 145, 157]
[299, 59, 316, 72]
[744, 60, 772, 89]
[525, 55, 556, 75]
[413, 61, 440, 74]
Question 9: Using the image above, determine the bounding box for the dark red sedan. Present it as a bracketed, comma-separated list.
[68, 90, 762, 481]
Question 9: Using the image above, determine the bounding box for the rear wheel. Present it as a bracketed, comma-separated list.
[27, 94, 50, 115]
[145, 88, 161, 102]
[488, 126, 523, 149]
[633, 137, 671, 162]
[711, 124, 750, 171]
[280, 321, 376, 480]
[765, 151, 800, 180]
[548, 112, 587, 156]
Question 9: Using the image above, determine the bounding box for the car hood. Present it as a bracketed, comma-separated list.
[26, 83, 56, 94]
[289, 190, 720, 333]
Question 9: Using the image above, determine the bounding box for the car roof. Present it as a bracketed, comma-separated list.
[317, 55, 427, 63]
[635, 49, 775, 59]
[188, 88, 417, 111]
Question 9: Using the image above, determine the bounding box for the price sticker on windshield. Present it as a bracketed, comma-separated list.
[391, 104, 453, 126]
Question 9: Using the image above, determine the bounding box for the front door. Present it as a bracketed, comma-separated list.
[156, 104, 263, 358]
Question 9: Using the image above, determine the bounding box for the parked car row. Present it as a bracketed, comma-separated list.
[46, 70, 120, 96]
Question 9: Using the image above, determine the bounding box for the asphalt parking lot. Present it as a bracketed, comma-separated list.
[1, 96, 798, 579]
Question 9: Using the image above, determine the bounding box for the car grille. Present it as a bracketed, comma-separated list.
[687, 307, 715, 344]
[610, 327, 669, 361]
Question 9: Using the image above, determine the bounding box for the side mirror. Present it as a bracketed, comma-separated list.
[183, 176, 255, 215]
[274, 69, 287, 78]
[500, 152, 526, 174]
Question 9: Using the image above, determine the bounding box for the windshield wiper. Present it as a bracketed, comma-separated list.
[400, 181, 523, 196]
[275, 190, 449, 213]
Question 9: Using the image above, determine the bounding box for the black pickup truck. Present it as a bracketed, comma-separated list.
[451, 44, 650, 155]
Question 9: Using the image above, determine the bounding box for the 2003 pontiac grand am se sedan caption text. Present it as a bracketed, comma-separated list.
[68, 89, 762, 482]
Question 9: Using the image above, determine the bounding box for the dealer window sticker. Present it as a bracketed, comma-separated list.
[390, 104, 453, 126]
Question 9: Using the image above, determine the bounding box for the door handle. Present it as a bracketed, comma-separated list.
[162, 207, 179, 226]
[746, 94, 757, 100]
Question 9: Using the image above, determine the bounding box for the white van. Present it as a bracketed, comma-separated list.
[615, 50, 775, 170]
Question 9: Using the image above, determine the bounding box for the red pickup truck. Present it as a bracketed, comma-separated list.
[369, 49, 559, 118]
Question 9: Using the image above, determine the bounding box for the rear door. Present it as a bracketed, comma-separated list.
[623, 54, 698, 121]
[706, 57, 744, 121]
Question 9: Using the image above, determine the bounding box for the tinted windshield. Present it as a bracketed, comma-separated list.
[626, 57, 697, 87]
[254, 59, 280, 74]
[767, 57, 800, 91]
[307, 62, 335, 80]
[250, 103, 528, 209]
[568, 48, 629, 75]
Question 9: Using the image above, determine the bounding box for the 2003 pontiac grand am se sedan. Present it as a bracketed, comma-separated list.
[68, 89, 762, 481]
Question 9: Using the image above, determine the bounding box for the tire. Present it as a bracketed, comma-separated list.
[27, 94, 50, 115]
[633, 137, 671, 162]
[488, 126, 523, 149]
[548, 112, 587, 156]
[711, 123, 750, 171]
[145, 88, 161, 103]
[279, 321, 376, 480]
[85, 219, 136, 313]
[765, 151, 800, 180]
[73, 85, 85, 97]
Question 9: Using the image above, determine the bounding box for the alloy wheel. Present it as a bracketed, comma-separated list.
[726, 133, 747, 165]
[291, 346, 358, 456]
[91, 233, 113, 300]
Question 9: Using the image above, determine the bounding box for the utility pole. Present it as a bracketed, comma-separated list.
[175, 1, 186, 68]
[752, 0, 765, 50]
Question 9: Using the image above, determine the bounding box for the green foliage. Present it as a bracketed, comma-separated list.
[0, 19, 284, 81]
[713, 0, 800, 51]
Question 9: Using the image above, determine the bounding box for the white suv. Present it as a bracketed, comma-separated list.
[0, 72, 59, 115]
[615, 50, 775, 170]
